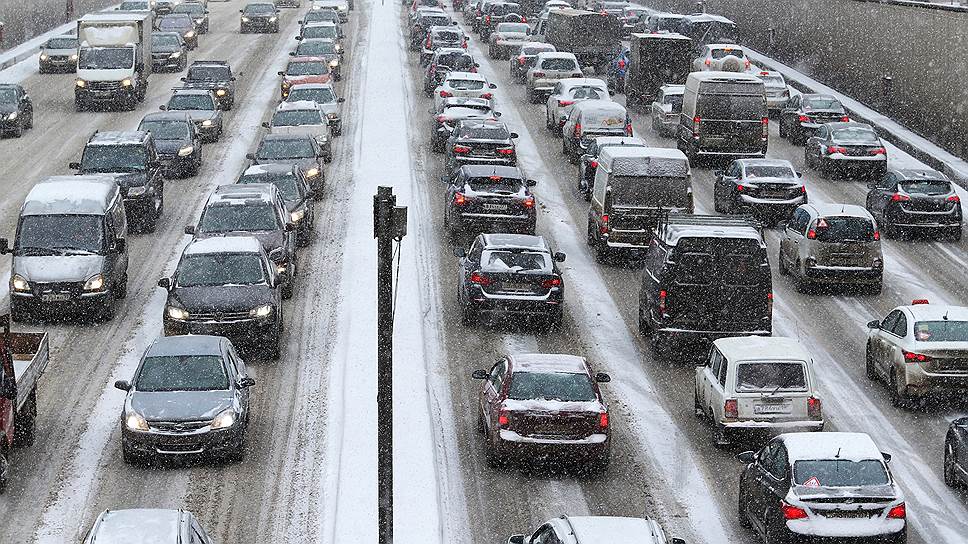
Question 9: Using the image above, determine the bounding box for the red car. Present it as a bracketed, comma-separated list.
[278, 56, 332, 99]
[472, 353, 611, 472]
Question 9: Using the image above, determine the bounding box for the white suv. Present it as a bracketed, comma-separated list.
[525, 51, 582, 103]
[509, 515, 684, 544]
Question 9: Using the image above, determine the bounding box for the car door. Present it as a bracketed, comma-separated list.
[546, 82, 563, 118]
[716, 160, 740, 197]
[872, 310, 902, 377]
[229, 345, 250, 417]
[884, 311, 908, 378]
[483, 358, 508, 429]
[760, 442, 790, 535]
[867, 172, 896, 219]
[806, 125, 827, 159]
[780, 207, 807, 269]
[698, 346, 720, 413]
[747, 442, 777, 533]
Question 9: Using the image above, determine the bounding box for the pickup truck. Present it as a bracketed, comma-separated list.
[0, 315, 49, 492]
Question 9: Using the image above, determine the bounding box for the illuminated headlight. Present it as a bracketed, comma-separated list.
[70, 54, 78, 60]
[178, 145, 194, 157]
[195, 18, 204, 24]
[211, 409, 237, 429]
[125, 412, 149, 431]
[334, 43, 342, 51]
[201, 119, 213, 127]
[241, 16, 250, 22]
[329, 59, 339, 67]
[216, 89, 227, 96]
[121, 78, 132, 87]
[166, 305, 189, 320]
[40, 54, 49, 61]
[185, 31, 195, 38]
[5, 112, 17, 121]
[11, 274, 29, 292]
[305, 167, 319, 178]
[170, 51, 182, 58]
[290, 208, 306, 222]
[326, 112, 338, 120]
[250, 304, 274, 318]
[269, 16, 277, 22]
[83, 273, 106, 291]
[75, 79, 86, 87]
[127, 185, 148, 196]
[275, 263, 288, 274]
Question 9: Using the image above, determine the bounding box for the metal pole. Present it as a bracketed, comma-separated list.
[373, 186, 396, 544]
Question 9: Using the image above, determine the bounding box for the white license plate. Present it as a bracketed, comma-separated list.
[41, 293, 71, 302]
[482, 203, 508, 211]
[753, 403, 791, 415]
[501, 283, 533, 292]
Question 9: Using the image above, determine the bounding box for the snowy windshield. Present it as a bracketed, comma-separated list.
[245, 3, 276, 13]
[153, 34, 182, 47]
[139, 120, 190, 140]
[158, 17, 192, 31]
[177, 253, 267, 286]
[913, 321, 968, 342]
[77, 48, 133, 70]
[745, 165, 796, 178]
[46, 37, 78, 49]
[273, 109, 324, 127]
[199, 203, 280, 233]
[81, 145, 146, 173]
[436, 53, 474, 70]
[735, 362, 807, 393]
[136, 356, 229, 392]
[508, 372, 596, 402]
[540, 58, 577, 71]
[168, 94, 216, 111]
[16, 215, 104, 254]
[303, 25, 339, 39]
[793, 460, 889, 487]
[296, 41, 339, 56]
[481, 250, 550, 272]
[287, 87, 337, 104]
[188, 66, 231, 81]
[0, 89, 18, 103]
[257, 138, 315, 159]
[287, 61, 329, 75]
[457, 125, 509, 139]
[812, 216, 876, 243]
[611, 176, 690, 208]
[238, 174, 301, 201]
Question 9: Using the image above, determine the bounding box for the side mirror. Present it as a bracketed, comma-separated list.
[338, 97, 346, 103]
[159, 104, 167, 111]
[452, 20, 458, 25]
[295, 36, 303, 41]
[298, 19, 304, 23]
[553, 251, 566, 262]
[239, 9, 244, 12]
[489, 83, 498, 89]
[526, 179, 537, 187]
[262, 121, 270, 128]
[508, 536, 526, 544]
[440, 175, 450, 185]
[69, 161, 82, 170]
[268, 247, 286, 262]
[180, 76, 186, 81]
[0, 238, 8, 255]
[595, 372, 610, 383]
[867, 319, 881, 329]
[114, 238, 126, 253]
[285, 223, 296, 232]
[246, 153, 257, 160]
[289, 52, 296, 56]
[510, 132, 519, 139]
[472, 369, 488, 379]
[184, 225, 196, 235]
[278, 70, 285, 76]
[608, 89, 615, 96]
[737, 451, 755, 464]
[493, 111, 502, 118]
[882, 452, 892, 463]
[157, 277, 172, 289]
[240, 377, 257, 388]
[453, 247, 467, 257]
[796, 171, 803, 178]
[474, 63, 480, 68]
[670, 539, 686, 544]
[114, 380, 131, 391]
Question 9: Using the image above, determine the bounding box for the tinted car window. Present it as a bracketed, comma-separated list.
[711, 48, 744, 59]
[199, 204, 279, 232]
[914, 320, 968, 342]
[188, 67, 230, 80]
[153, 35, 182, 47]
[899, 180, 951, 195]
[793, 459, 889, 487]
[136, 355, 229, 392]
[239, 173, 301, 201]
[466, 176, 521, 191]
[449, 79, 485, 90]
[803, 97, 843, 111]
[287, 61, 328, 75]
[458, 125, 509, 139]
[303, 26, 339, 39]
[177, 253, 266, 286]
[698, 96, 763, 120]
[139, 120, 190, 139]
[296, 41, 339, 55]
[169, 95, 215, 110]
[674, 238, 763, 286]
[507, 372, 596, 401]
[540, 58, 577, 71]
[812, 216, 876, 243]
[47, 37, 78, 48]
[664, 94, 683, 109]
[735, 362, 807, 393]
[258, 139, 315, 159]
[17, 215, 104, 253]
[611, 176, 690, 208]
[245, 3, 276, 13]
[831, 127, 879, 144]
[82, 145, 146, 172]
[745, 165, 795, 178]
[436, 53, 473, 69]
[497, 23, 529, 33]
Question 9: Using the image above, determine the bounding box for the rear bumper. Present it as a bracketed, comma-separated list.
[723, 419, 824, 432]
[656, 327, 772, 342]
[466, 294, 562, 318]
[785, 518, 905, 542]
[451, 211, 535, 231]
[495, 430, 609, 461]
[903, 366, 968, 395]
[804, 265, 881, 284]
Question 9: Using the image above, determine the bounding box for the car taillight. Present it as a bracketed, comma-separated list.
[782, 502, 808, 520]
[625, 122, 633, 137]
[599, 213, 609, 234]
[521, 16, 527, 22]
[692, 116, 701, 138]
[617, 59, 626, 69]
[558, 99, 574, 107]
[439, 90, 452, 98]
[840, 115, 850, 122]
[496, 147, 514, 155]
[454, 192, 467, 205]
[948, 194, 961, 203]
[497, 409, 509, 427]
[541, 277, 561, 288]
[599, 412, 609, 428]
[436, 114, 448, 123]
[589, 160, 598, 168]
[761, 117, 769, 139]
[485, 15, 490, 23]
[806, 228, 816, 239]
[873, 229, 880, 241]
[827, 145, 847, 154]
[462, 41, 468, 48]
[574, 122, 582, 138]
[453, 145, 470, 154]
[724, 399, 738, 419]
[470, 271, 492, 285]
[902, 350, 931, 363]
[798, 115, 810, 122]
[871, 147, 886, 155]
[744, 59, 751, 68]
[657, 289, 667, 314]
[532, 71, 545, 77]
[517, 56, 525, 65]
[887, 503, 906, 519]
[470, 66, 477, 73]
[426, 37, 432, 48]
[767, 292, 773, 317]
[481, 92, 493, 99]
[522, 196, 535, 208]
[736, 184, 746, 192]
[891, 193, 910, 202]
[807, 396, 822, 419]
[704, 58, 711, 66]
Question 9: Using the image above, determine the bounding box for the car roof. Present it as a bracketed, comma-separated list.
[461, 164, 523, 178]
[190, 60, 230, 67]
[288, 82, 336, 91]
[805, 202, 873, 219]
[243, 163, 297, 175]
[735, 158, 795, 169]
[536, 51, 577, 60]
[779, 432, 883, 463]
[509, 353, 587, 374]
[446, 71, 486, 81]
[827, 121, 873, 131]
[276, 100, 321, 111]
[431, 25, 460, 33]
[566, 516, 666, 544]
[802, 93, 841, 102]
[899, 302, 968, 322]
[655, 215, 764, 245]
[153, 31, 184, 40]
[455, 118, 506, 129]
[706, 43, 745, 50]
[683, 12, 734, 24]
[688, 71, 761, 83]
[521, 43, 555, 53]
[211, 183, 278, 204]
[891, 167, 949, 181]
[713, 336, 812, 363]
[184, 235, 264, 256]
[88, 131, 148, 145]
[141, 111, 194, 123]
[89, 509, 185, 543]
[23, 175, 118, 216]
[145, 335, 225, 358]
[571, 99, 626, 115]
[559, 77, 608, 88]
[305, 21, 338, 27]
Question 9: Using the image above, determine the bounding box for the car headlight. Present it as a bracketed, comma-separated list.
[11, 274, 29, 292]
[250, 304, 274, 318]
[305, 167, 319, 178]
[75, 79, 86, 87]
[70, 54, 78, 61]
[329, 59, 339, 67]
[178, 145, 194, 157]
[121, 78, 132, 87]
[40, 54, 49, 61]
[125, 412, 150, 431]
[201, 119, 213, 127]
[335, 43, 342, 51]
[170, 51, 181, 58]
[275, 262, 288, 274]
[290, 208, 306, 222]
[5, 112, 17, 121]
[196, 18, 204, 24]
[326, 112, 338, 120]
[211, 409, 237, 429]
[269, 16, 277, 22]
[83, 273, 106, 291]
[216, 89, 227, 96]
[241, 16, 250, 22]
[185, 31, 195, 38]
[127, 185, 148, 196]
[166, 305, 189, 320]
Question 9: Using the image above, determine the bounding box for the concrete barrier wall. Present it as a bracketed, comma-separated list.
[645, 0, 968, 158]
[0, 0, 116, 49]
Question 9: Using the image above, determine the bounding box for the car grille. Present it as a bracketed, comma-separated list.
[149, 420, 209, 432]
[32, 282, 83, 297]
[187, 310, 252, 322]
[87, 81, 122, 91]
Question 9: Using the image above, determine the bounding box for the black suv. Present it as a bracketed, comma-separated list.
[236, 164, 316, 246]
[866, 167, 962, 240]
[138, 111, 203, 178]
[778, 93, 849, 145]
[444, 119, 518, 173]
[70, 131, 166, 233]
[181, 61, 236, 110]
[159, 236, 285, 359]
[638, 215, 772, 354]
[441, 165, 537, 236]
[0, 84, 33, 138]
[247, 133, 327, 197]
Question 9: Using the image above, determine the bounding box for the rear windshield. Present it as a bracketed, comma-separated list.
[673, 237, 765, 286]
[287, 86, 337, 104]
[570, 86, 607, 100]
[448, 79, 485, 90]
[296, 41, 338, 55]
[458, 125, 509, 139]
[199, 203, 280, 233]
[168, 94, 215, 110]
[611, 175, 690, 209]
[745, 164, 796, 178]
[914, 320, 968, 342]
[136, 355, 228, 392]
[711, 48, 744, 59]
[46, 37, 78, 49]
[239, 173, 301, 201]
[303, 26, 339, 39]
[540, 58, 577, 71]
[759, 75, 785, 86]
[522, 46, 554, 56]
[698, 95, 764, 120]
[444, 105, 492, 116]
[803, 97, 843, 111]
[793, 460, 889, 487]
[436, 53, 474, 69]
[466, 176, 522, 191]
[900, 180, 951, 195]
[812, 216, 876, 243]
[177, 252, 266, 286]
[139, 120, 190, 140]
[663, 94, 683, 109]
[508, 372, 596, 402]
[423, 16, 451, 26]
[434, 30, 462, 41]
[481, 249, 550, 272]
[831, 126, 879, 145]
[735, 362, 807, 393]
[153, 34, 182, 47]
[497, 23, 529, 33]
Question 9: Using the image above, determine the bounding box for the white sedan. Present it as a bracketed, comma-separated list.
[544, 77, 610, 132]
[432, 71, 497, 111]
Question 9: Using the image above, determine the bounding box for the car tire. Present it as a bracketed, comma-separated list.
[637, 306, 651, 336]
[795, 262, 812, 294]
[694, 387, 704, 418]
[889, 369, 912, 409]
[586, 218, 597, 246]
[25, 112, 33, 130]
[777, 250, 789, 275]
[121, 440, 146, 466]
[945, 442, 962, 488]
[484, 438, 504, 468]
[0, 447, 9, 493]
[865, 343, 878, 381]
[115, 274, 128, 300]
[764, 517, 791, 544]
[867, 281, 883, 296]
[225, 431, 246, 463]
[477, 411, 487, 434]
[779, 120, 788, 139]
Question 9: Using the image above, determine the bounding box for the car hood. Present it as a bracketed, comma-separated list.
[184, 80, 230, 90]
[131, 390, 235, 422]
[15, 255, 104, 283]
[154, 138, 192, 154]
[318, 102, 339, 115]
[791, 483, 900, 502]
[255, 157, 317, 171]
[285, 74, 332, 85]
[0, 105, 17, 115]
[194, 230, 285, 252]
[153, 44, 182, 54]
[170, 284, 274, 314]
[178, 110, 218, 122]
[43, 47, 77, 55]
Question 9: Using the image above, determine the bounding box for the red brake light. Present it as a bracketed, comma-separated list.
[481, 92, 493, 99]
[744, 59, 751, 68]
[827, 145, 847, 154]
[541, 277, 561, 288]
[625, 122, 633, 137]
[496, 147, 514, 155]
[462, 41, 468, 48]
[517, 56, 525, 65]
[840, 116, 850, 122]
[497, 409, 509, 427]
[871, 147, 887, 155]
[873, 229, 880, 241]
[436, 114, 448, 123]
[767, 292, 774, 316]
[947, 194, 960, 203]
[887, 503, 906, 519]
[522, 196, 535, 208]
[617, 59, 626, 69]
[807, 397, 822, 419]
[692, 116, 701, 138]
[574, 122, 582, 138]
[782, 502, 808, 520]
[470, 271, 492, 285]
[912, 299, 930, 305]
[704, 58, 711, 66]
[453, 145, 470, 154]
[454, 192, 467, 205]
[521, 16, 526, 22]
[558, 99, 574, 107]
[890, 193, 910, 202]
[439, 90, 452, 98]
[736, 184, 745, 192]
[724, 399, 738, 419]
[599, 213, 609, 234]
[599, 412, 609, 428]
[798, 115, 810, 122]
[532, 71, 545, 78]
[426, 37, 432, 48]
[470, 66, 477, 73]
[657, 289, 667, 314]
[485, 15, 490, 23]
[589, 160, 598, 168]
[807, 228, 817, 239]
[902, 350, 931, 363]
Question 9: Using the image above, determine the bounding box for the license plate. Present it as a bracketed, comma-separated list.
[501, 283, 533, 292]
[482, 203, 508, 211]
[42, 293, 71, 302]
[753, 403, 791, 415]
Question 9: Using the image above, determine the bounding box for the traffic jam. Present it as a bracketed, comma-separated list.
[0, 0, 966, 542]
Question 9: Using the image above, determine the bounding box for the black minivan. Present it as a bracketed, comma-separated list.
[638, 215, 772, 354]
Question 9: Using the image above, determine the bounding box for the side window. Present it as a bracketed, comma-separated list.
[890, 313, 908, 337]
[593, 164, 608, 204]
[709, 348, 721, 374]
[488, 359, 507, 390]
[531, 525, 559, 544]
[468, 237, 484, 263]
[115, 199, 127, 236]
[718, 355, 728, 387]
[726, 161, 741, 177]
[774, 445, 789, 479]
[880, 310, 902, 333]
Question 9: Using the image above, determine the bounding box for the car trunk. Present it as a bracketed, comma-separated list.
[503, 398, 603, 439]
[743, 180, 801, 200]
[899, 194, 955, 213]
[912, 342, 968, 373]
[793, 484, 897, 518]
[462, 185, 529, 218]
[813, 239, 878, 267]
[457, 138, 512, 158]
[477, 270, 556, 296]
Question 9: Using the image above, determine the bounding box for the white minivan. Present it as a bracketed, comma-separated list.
[695, 336, 824, 446]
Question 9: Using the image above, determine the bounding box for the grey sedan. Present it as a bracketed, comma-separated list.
[161, 89, 224, 142]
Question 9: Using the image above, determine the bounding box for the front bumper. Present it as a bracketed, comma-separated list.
[40, 55, 76, 71]
[11, 287, 110, 315]
[76, 86, 137, 103]
[152, 55, 183, 70]
[158, 152, 195, 174]
[123, 422, 242, 457]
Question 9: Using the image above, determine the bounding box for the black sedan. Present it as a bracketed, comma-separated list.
[115, 335, 255, 464]
[445, 119, 518, 173]
[158, 14, 199, 50]
[866, 167, 962, 240]
[247, 133, 326, 196]
[946, 417, 968, 488]
[151, 32, 189, 72]
[138, 111, 203, 178]
[441, 164, 536, 235]
[430, 97, 498, 152]
[181, 61, 236, 110]
[779, 93, 849, 144]
[237, 164, 316, 246]
[454, 233, 565, 328]
[713, 158, 807, 220]
[173, 2, 210, 34]
[0, 84, 32, 138]
[159, 236, 285, 359]
[805, 122, 887, 180]
[240, 2, 281, 33]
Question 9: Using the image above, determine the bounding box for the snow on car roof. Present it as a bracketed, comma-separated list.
[571, 99, 625, 115]
[22, 175, 118, 216]
[88, 131, 148, 145]
[521, 43, 556, 53]
[243, 163, 294, 175]
[559, 77, 607, 89]
[90, 509, 183, 543]
[780, 432, 884, 463]
[277, 100, 321, 111]
[184, 235, 264, 256]
[901, 303, 968, 322]
[212, 184, 276, 203]
[683, 13, 734, 24]
[462, 164, 523, 178]
[536, 51, 577, 60]
[593, 136, 645, 146]
[442, 97, 490, 108]
[146, 335, 225, 357]
[893, 167, 948, 180]
[172, 88, 214, 96]
[567, 516, 665, 544]
[659, 84, 685, 93]
[481, 233, 547, 249]
[736, 158, 795, 169]
[707, 43, 745, 50]
[305, 21, 338, 28]
[808, 202, 873, 219]
[288, 82, 335, 90]
[689, 71, 761, 83]
[599, 146, 689, 177]
[446, 71, 486, 81]
[713, 336, 811, 362]
[511, 353, 587, 375]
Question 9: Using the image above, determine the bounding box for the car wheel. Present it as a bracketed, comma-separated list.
[867, 280, 883, 296]
[484, 437, 504, 468]
[586, 219, 597, 246]
[26, 111, 33, 129]
[9, 300, 29, 323]
[889, 368, 912, 409]
[637, 306, 651, 336]
[115, 274, 128, 300]
[694, 386, 704, 418]
[711, 422, 730, 448]
[778, 120, 788, 139]
[477, 410, 487, 434]
[795, 261, 812, 294]
[945, 442, 962, 488]
[528, 89, 540, 104]
[225, 430, 246, 463]
[282, 277, 294, 300]
[545, 109, 554, 130]
[865, 343, 878, 380]
[777, 250, 789, 275]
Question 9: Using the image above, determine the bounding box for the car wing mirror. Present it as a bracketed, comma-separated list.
[493, 111, 502, 118]
[881, 452, 892, 463]
[489, 83, 498, 89]
[240, 377, 256, 388]
[289, 51, 296, 56]
[595, 372, 610, 383]
[159, 104, 167, 111]
[261, 121, 271, 128]
[737, 451, 755, 464]
[184, 225, 196, 235]
[440, 175, 451, 185]
[867, 319, 881, 329]
[113, 380, 131, 391]
[508, 535, 526, 544]
[246, 153, 257, 160]
[268, 247, 286, 262]
[180, 76, 187, 81]
[114, 238, 126, 253]
[157, 277, 172, 289]
[669, 539, 685, 544]
[796, 171, 803, 178]
[526, 179, 537, 187]
[0, 238, 8, 255]
[553, 251, 566, 262]
[453, 247, 467, 257]
[338, 97, 346, 103]
[472, 369, 488, 379]
[69, 161, 81, 170]
[278, 70, 285, 75]
[509, 132, 519, 139]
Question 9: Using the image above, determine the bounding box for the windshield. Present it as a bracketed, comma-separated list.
[540, 58, 577, 71]
[287, 61, 328, 75]
[448, 78, 485, 90]
[745, 164, 796, 178]
[303, 25, 338, 39]
[832, 127, 880, 145]
[245, 3, 276, 13]
[812, 216, 877, 243]
[188, 66, 230, 80]
[257, 138, 315, 159]
[199, 204, 279, 233]
[153, 35, 182, 47]
[481, 250, 550, 272]
[139, 120, 190, 140]
[46, 37, 78, 49]
[611, 175, 690, 208]
[735, 362, 807, 393]
[168, 94, 215, 110]
[698, 95, 764, 120]
[273, 109, 323, 126]
[436, 54, 473, 69]
[793, 460, 889, 487]
[297, 41, 338, 55]
[663, 94, 683, 110]
[458, 125, 509, 139]
[803, 97, 843, 111]
[136, 355, 228, 392]
[900, 179, 952, 195]
[177, 252, 266, 287]
[497, 23, 529, 33]
[914, 320, 968, 342]
[158, 17, 191, 30]
[569, 86, 606, 100]
[82, 145, 146, 173]
[239, 174, 301, 201]
[508, 372, 596, 402]
[17, 215, 104, 254]
[77, 48, 133, 70]
[173, 4, 204, 14]
[0, 89, 17, 103]
[287, 87, 336, 104]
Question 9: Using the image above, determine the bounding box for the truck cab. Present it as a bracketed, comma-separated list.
[75, 11, 154, 112]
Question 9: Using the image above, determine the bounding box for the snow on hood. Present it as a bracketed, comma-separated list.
[130, 389, 235, 422]
[503, 398, 603, 412]
[16, 255, 104, 283]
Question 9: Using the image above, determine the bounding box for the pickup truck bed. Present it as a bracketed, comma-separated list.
[8, 332, 49, 412]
